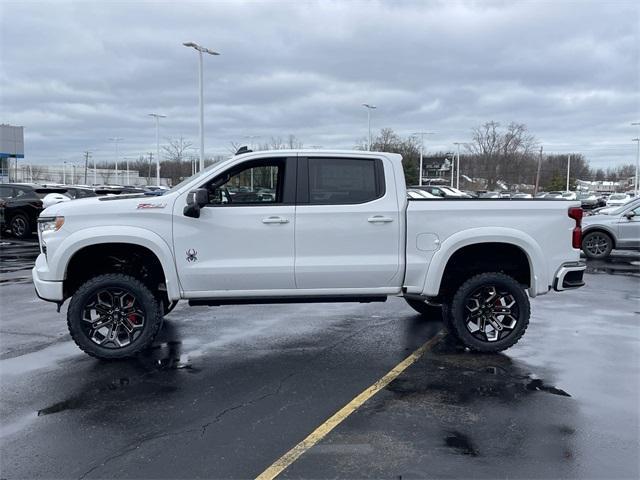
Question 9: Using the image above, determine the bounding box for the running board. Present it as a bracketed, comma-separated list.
[188, 295, 388, 307]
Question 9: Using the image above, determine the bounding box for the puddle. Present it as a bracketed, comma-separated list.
[445, 431, 478, 456]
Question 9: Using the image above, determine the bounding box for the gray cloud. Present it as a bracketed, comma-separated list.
[1, 0, 638, 169]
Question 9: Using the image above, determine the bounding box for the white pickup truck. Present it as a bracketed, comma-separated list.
[33, 150, 586, 359]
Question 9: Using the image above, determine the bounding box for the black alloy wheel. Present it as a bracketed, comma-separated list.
[448, 272, 530, 352]
[67, 274, 163, 359]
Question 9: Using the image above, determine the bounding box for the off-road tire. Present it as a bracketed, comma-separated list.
[582, 231, 613, 259]
[448, 272, 530, 353]
[67, 273, 163, 360]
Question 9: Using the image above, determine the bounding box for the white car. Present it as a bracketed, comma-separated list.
[33, 149, 585, 359]
[407, 188, 441, 199]
[606, 193, 631, 207]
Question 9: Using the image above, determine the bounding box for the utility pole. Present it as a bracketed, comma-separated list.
[83, 151, 91, 185]
[453, 142, 463, 189]
[534, 146, 543, 195]
[566, 154, 571, 192]
[413, 132, 434, 186]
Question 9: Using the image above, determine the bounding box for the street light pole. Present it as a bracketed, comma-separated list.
[633, 137, 640, 196]
[108, 137, 123, 185]
[183, 42, 220, 173]
[566, 154, 571, 192]
[63, 161, 66, 185]
[362, 104, 376, 151]
[632, 122, 640, 196]
[148, 114, 166, 186]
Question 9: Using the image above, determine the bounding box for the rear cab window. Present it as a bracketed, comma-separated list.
[298, 157, 385, 205]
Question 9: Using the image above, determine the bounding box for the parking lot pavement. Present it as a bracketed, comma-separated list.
[0, 239, 638, 479]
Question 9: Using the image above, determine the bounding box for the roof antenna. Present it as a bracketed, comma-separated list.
[235, 146, 253, 155]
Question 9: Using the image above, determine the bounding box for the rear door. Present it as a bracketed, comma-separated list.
[294, 155, 401, 290]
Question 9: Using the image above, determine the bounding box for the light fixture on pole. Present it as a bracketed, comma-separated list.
[453, 142, 464, 189]
[413, 131, 435, 186]
[632, 122, 640, 196]
[362, 104, 376, 151]
[183, 42, 220, 173]
[108, 137, 123, 185]
[148, 114, 166, 186]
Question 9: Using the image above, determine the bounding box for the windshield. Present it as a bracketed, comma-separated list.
[167, 161, 226, 193]
[609, 194, 627, 200]
[608, 199, 638, 215]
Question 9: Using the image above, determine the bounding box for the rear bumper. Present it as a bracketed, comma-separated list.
[553, 262, 586, 291]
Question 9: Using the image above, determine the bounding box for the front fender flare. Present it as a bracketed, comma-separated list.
[420, 227, 547, 298]
[51, 226, 181, 301]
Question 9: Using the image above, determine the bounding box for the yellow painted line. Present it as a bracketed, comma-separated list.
[255, 330, 445, 480]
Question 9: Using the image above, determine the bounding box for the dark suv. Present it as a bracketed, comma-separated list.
[0, 184, 69, 239]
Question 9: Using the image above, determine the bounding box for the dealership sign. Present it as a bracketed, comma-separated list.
[0, 124, 24, 158]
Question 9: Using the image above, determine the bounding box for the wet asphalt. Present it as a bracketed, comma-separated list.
[0, 238, 638, 479]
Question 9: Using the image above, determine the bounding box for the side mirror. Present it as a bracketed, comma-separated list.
[183, 188, 208, 218]
[624, 210, 636, 220]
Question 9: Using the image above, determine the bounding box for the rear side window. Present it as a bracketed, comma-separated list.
[306, 158, 384, 205]
[0, 186, 12, 198]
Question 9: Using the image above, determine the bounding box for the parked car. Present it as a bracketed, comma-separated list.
[606, 193, 632, 207]
[577, 192, 599, 210]
[63, 186, 98, 199]
[561, 191, 577, 200]
[407, 188, 441, 199]
[545, 191, 564, 199]
[535, 192, 548, 198]
[0, 183, 68, 239]
[512, 193, 533, 199]
[410, 185, 461, 198]
[34, 149, 585, 360]
[480, 191, 500, 199]
[581, 198, 640, 258]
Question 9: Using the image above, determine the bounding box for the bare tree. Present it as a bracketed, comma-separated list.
[163, 137, 193, 162]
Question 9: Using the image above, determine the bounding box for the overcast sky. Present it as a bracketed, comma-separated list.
[1, 0, 639, 168]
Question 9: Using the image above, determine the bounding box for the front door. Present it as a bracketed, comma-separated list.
[294, 156, 401, 290]
[617, 204, 640, 248]
[173, 156, 297, 295]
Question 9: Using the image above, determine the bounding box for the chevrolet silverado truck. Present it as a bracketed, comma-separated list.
[33, 150, 586, 359]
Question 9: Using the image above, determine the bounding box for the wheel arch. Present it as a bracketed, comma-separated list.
[53, 226, 181, 302]
[421, 228, 545, 298]
[582, 226, 616, 248]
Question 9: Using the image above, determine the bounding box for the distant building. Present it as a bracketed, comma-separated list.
[0, 124, 24, 183]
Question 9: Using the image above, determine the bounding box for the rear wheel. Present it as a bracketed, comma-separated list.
[448, 272, 530, 352]
[10, 213, 30, 239]
[67, 274, 163, 360]
[582, 231, 612, 259]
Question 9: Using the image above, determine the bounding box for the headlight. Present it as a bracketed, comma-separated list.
[38, 216, 65, 234]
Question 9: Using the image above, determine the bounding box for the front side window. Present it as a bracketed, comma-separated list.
[205, 159, 285, 205]
[307, 158, 383, 205]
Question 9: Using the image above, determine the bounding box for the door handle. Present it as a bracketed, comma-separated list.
[262, 216, 289, 224]
[368, 215, 394, 223]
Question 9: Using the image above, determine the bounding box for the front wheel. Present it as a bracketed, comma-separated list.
[447, 272, 530, 353]
[582, 231, 613, 259]
[67, 273, 163, 360]
[10, 213, 31, 239]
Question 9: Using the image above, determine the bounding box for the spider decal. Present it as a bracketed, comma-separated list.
[186, 249, 198, 262]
